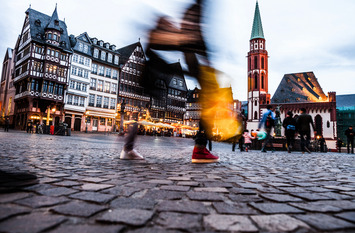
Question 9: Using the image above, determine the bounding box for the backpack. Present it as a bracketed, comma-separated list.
[287, 125, 296, 131]
[265, 112, 274, 129]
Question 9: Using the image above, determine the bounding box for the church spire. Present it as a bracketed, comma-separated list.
[250, 1, 264, 40]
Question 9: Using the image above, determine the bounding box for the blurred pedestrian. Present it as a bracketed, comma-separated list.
[242, 130, 255, 152]
[296, 108, 316, 154]
[319, 136, 326, 152]
[282, 111, 296, 153]
[258, 105, 275, 152]
[4, 117, 10, 132]
[345, 126, 354, 154]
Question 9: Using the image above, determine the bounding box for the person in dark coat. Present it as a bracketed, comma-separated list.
[296, 108, 316, 153]
[4, 117, 10, 132]
[345, 126, 354, 154]
[282, 111, 296, 153]
[336, 138, 343, 153]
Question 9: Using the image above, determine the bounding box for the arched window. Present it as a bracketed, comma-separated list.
[254, 74, 258, 89]
[261, 57, 265, 69]
[254, 100, 257, 106]
[254, 57, 257, 69]
[254, 111, 258, 120]
[261, 74, 264, 89]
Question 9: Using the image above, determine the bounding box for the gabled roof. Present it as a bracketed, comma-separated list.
[271, 72, 328, 104]
[250, 1, 265, 40]
[116, 42, 142, 65]
[25, 8, 71, 51]
[77, 32, 92, 44]
[166, 62, 187, 92]
[187, 87, 200, 103]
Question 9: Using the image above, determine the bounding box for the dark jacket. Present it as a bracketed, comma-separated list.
[345, 128, 354, 140]
[296, 113, 315, 133]
[282, 116, 296, 131]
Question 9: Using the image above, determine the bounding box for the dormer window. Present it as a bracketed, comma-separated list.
[53, 34, 58, 41]
[35, 19, 41, 26]
[99, 41, 103, 46]
[83, 45, 88, 53]
[78, 43, 83, 52]
[47, 33, 52, 40]
[54, 20, 59, 26]
[105, 43, 109, 49]
[92, 38, 98, 44]
[173, 78, 177, 85]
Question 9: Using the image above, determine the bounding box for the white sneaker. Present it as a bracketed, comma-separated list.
[120, 149, 144, 160]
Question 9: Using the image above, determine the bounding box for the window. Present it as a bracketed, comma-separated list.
[254, 56, 257, 69]
[78, 43, 83, 51]
[100, 118, 106, 125]
[107, 118, 112, 126]
[79, 56, 84, 64]
[101, 51, 106, 61]
[84, 58, 90, 66]
[42, 81, 48, 93]
[93, 49, 99, 58]
[83, 45, 88, 53]
[110, 98, 116, 109]
[90, 78, 96, 89]
[89, 94, 95, 106]
[254, 111, 258, 120]
[96, 95, 102, 107]
[54, 84, 59, 95]
[80, 97, 85, 106]
[179, 80, 183, 87]
[92, 64, 97, 74]
[108, 54, 112, 63]
[254, 74, 258, 89]
[261, 74, 264, 89]
[83, 70, 89, 78]
[76, 82, 81, 91]
[82, 84, 87, 92]
[97, 80, 103, 91]
[74, 96, 79, 105]
[47, 33, 52, 40]
[111, 83, 117, 94]
[70, 80, 75, 89]
[71, 66, 77, 75]
[254, 100, 257, 106]
[261, 57, 265, 69]
[98, 66, 104, 76]
[53, 34, 58, 41]
[173, 78, 177, 85]
[67, 95, 73, 104]
[105, 68, 111, 78]
[73, 54, 78, 63]
[114, 55, 119, 65]
[35, 46, 42, 54]
[48, 82, 54, 93]
[77, 68, 83, 77]
[112, 70, 118, 79]
[104, 82, 110, 93]
[58, 85, 63, 95]
[103, 97, 109, 108]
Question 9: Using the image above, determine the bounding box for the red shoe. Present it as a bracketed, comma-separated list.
[192, 147, 219, 163]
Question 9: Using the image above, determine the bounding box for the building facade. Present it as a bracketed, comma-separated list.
[185, 87, 201, 127]
[64, 32, 91, 131]
[85, 37, 119, 132]
[12, 7, 72, 129]
[0, 48, 16, 126]
[336, 94, 355, 144]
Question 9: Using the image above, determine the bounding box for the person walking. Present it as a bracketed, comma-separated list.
[242, 130, 255, 152]
[4, 117, 10, 132]
[282, 111, 296, 153]
[296, 108, 316, 154]
[258, 105, 275, 152]
[345, 126, 354, 154]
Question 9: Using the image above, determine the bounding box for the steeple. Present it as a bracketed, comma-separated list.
[46, 5, 61, 31]
[250, 1, 264, 40]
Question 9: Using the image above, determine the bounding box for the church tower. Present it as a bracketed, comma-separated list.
[247, 1, 270, 122]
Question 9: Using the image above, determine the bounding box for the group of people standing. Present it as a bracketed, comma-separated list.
[257, 105, 317, 154]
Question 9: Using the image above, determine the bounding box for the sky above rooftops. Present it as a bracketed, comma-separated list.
[0, 0, 354, 100]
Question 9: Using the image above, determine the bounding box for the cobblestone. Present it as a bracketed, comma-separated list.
[0, 131, 355, 232]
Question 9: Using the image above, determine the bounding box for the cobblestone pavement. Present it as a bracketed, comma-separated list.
[0, 130, 355, 233]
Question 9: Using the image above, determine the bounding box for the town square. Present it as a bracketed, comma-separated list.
[0, 0, 354, 232]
